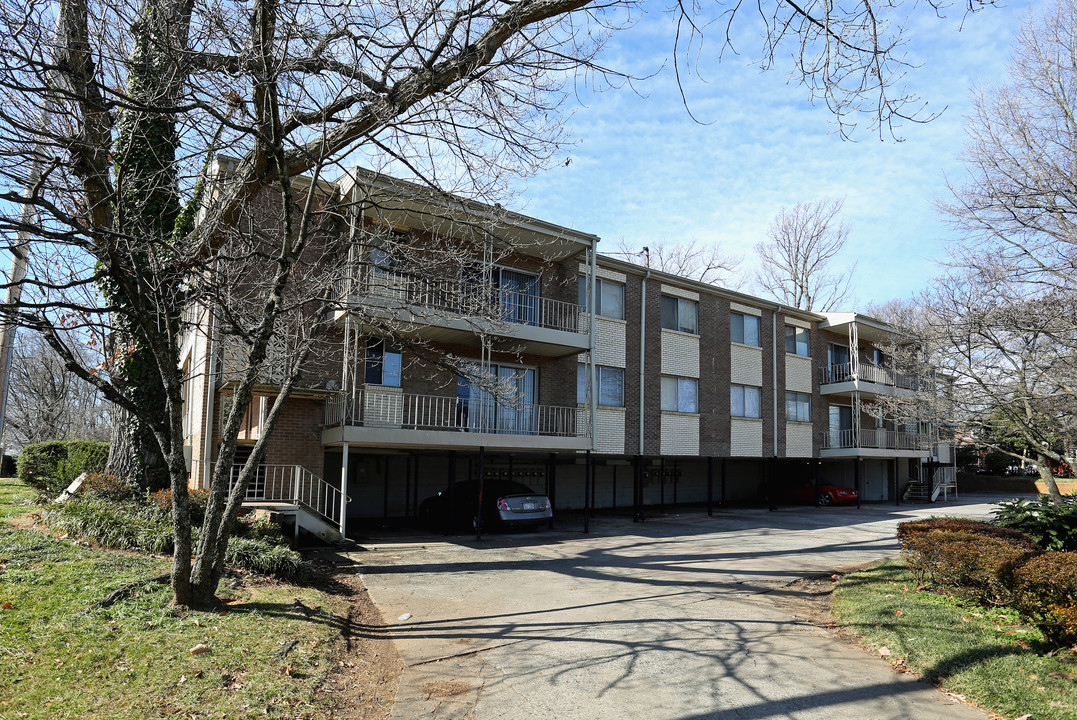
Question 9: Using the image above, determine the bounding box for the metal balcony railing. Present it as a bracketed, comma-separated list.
[820, 362, 924, 390]
[822, 428, 932, 451]
[192, 462, 343, 529]
[324, 390, 586, 438]
[332, 270, 585, 334]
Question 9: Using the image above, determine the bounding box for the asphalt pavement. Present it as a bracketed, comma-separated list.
[346, 495, 1017, 719]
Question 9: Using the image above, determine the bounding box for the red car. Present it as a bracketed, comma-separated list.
[787, 481, 858, 506]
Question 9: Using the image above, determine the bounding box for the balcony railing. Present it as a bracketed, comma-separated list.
[820, 362, 923, 390]
[192, 462, 343, 529]
[332, 270, 584, 333]
[324, 390, 585, 438]
[822, 428, 932, 451]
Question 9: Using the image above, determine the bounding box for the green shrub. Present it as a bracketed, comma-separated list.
[79, 473, 138, 503]
[993, 496, 1077, 551]
[225, 537, 310, 582]
[1009, 552, 1077, 648]
[17, 441, 70, 494]
[149, 488, 212, 525]
[16, 440, 109, 496]
[897, 518, 1036, 550]
[234, 512, 287, 544]
[40, 496, 174, 555]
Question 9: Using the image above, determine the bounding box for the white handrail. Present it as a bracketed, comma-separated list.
[195, 462, 343, 529]
[324, 389, 585, 438]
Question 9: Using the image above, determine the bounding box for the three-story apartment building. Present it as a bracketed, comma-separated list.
[181, 165, 950, 539]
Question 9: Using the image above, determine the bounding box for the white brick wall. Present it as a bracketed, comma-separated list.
[595, 407, 626, 453]
[785, 355, 812, 393]
[594, 317, 626, 367]
[730, 302, 762, 316]
[731, 344, 763, 386]
[786, 423, 813, 457]
[661, 412, 699, 455]
[731, 418, 763, 456]
[661, 330, 700, 378]
[661, 283, 700, 301]
[580, 263, 627, 283]
[787, 317, 811, 329]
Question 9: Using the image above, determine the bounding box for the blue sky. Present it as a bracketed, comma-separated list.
[510, 0, 1031, 309]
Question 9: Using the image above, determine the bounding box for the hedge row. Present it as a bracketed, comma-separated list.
[899, 519, 1077, 648]
[16, 440, 110, 496]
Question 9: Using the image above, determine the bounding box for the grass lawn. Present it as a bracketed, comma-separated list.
[0, 477, 397, 719]
[833, 559, 1077, 720]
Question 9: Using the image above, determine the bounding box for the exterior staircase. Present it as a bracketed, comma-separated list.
[202, 463, 346, 543]
[903, 466, 958, 503]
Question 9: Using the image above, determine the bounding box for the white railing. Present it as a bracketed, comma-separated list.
[332, 271, 584, 333]
[820, 362, 923, 390]
[195, 462, 343, 529]
[822, 428, 931, 451]
[932, 465, 957, 501]
[324, 390, 585, 438]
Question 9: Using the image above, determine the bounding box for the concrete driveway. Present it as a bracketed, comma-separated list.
[349, 495, 1014, 720]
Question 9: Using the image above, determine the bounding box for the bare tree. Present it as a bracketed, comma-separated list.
[0, 0, 998, 606]
[2, 333, 109, 448]
[614, 239, 742, 286]
[753, 197, 856, 311]
[929, 0, 1077, 501]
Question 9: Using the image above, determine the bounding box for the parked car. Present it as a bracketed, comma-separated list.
[785, 480, 858, 506]
[418, 479, 552, 532]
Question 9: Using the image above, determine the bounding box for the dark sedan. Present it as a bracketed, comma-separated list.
[419, 479, 553, 532]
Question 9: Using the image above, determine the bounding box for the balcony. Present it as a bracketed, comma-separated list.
[819, 362, 925, 398]
[321, 389, 591, 451]
[330, 271, 590, 357]
[821, 428, 932, 458]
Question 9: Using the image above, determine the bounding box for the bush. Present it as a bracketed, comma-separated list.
[80, 473, 138, 503]
[901, 529, 1030, 604]
[149, 488, 212, 525]
[40, 496, 174, 555]
[225, 537, 310, 582]
[993, 496, 1077, 551]
[16, 440, 109, 496]
[897, 518, 1036, 550]
[1009, 552, 1077, 648]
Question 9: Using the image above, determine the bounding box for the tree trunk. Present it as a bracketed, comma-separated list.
[105, 391, 170, 492]
[1036, 451, 1064, 503]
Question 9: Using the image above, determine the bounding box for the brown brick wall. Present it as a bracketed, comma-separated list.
[699, 295, 731, 456]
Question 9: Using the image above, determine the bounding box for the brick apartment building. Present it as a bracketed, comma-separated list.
[181, 163, 953, 539]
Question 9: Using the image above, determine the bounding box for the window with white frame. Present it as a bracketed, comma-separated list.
[365, 338, 402, 386]
[731, 312, 760, 346]
[661, 376, 698, 412]
[785, 326, 810, 356]
[785, 391, 811, 422]
[661, 295, 698, 334]
[577, 365, 625, 406]
[578, 277, 626, 320]
[731, 384, 762, 418]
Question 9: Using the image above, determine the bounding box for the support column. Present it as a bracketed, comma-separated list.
[339, 442, 349, 539]
[854, 458, 862, 509]
[584, 450, 592, 534]
[547, 452, 556, 530]
[720, 457, 727, 507]
[707, 456, 714, 517]
[446, 451, 456, 536]
[633, 455, 643, 523]
[475, 447, 486, 540]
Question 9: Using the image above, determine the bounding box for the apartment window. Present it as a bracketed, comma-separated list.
[731, 312, 760, 347]
[661, 295, 698, 334]
[785, 391, 811, 422]
[578, 277, 625, 320]
[577, 365, 625, 406]
[785, 326, 810, 356]
[731, 384, 762, 418]
[365, 338, 402, 386]
[873, 348, 885, 366]
[661, 376, 698, 413]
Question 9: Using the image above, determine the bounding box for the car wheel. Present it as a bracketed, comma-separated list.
[817, 492, 833, 506]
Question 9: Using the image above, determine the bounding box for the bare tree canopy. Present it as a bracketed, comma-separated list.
[753, 197, 856, 312]
[0, 0, 999, 605]
[613, 239, 742, 286]
[928, 0, 1077, 500]
[1, 333, 109, 449]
